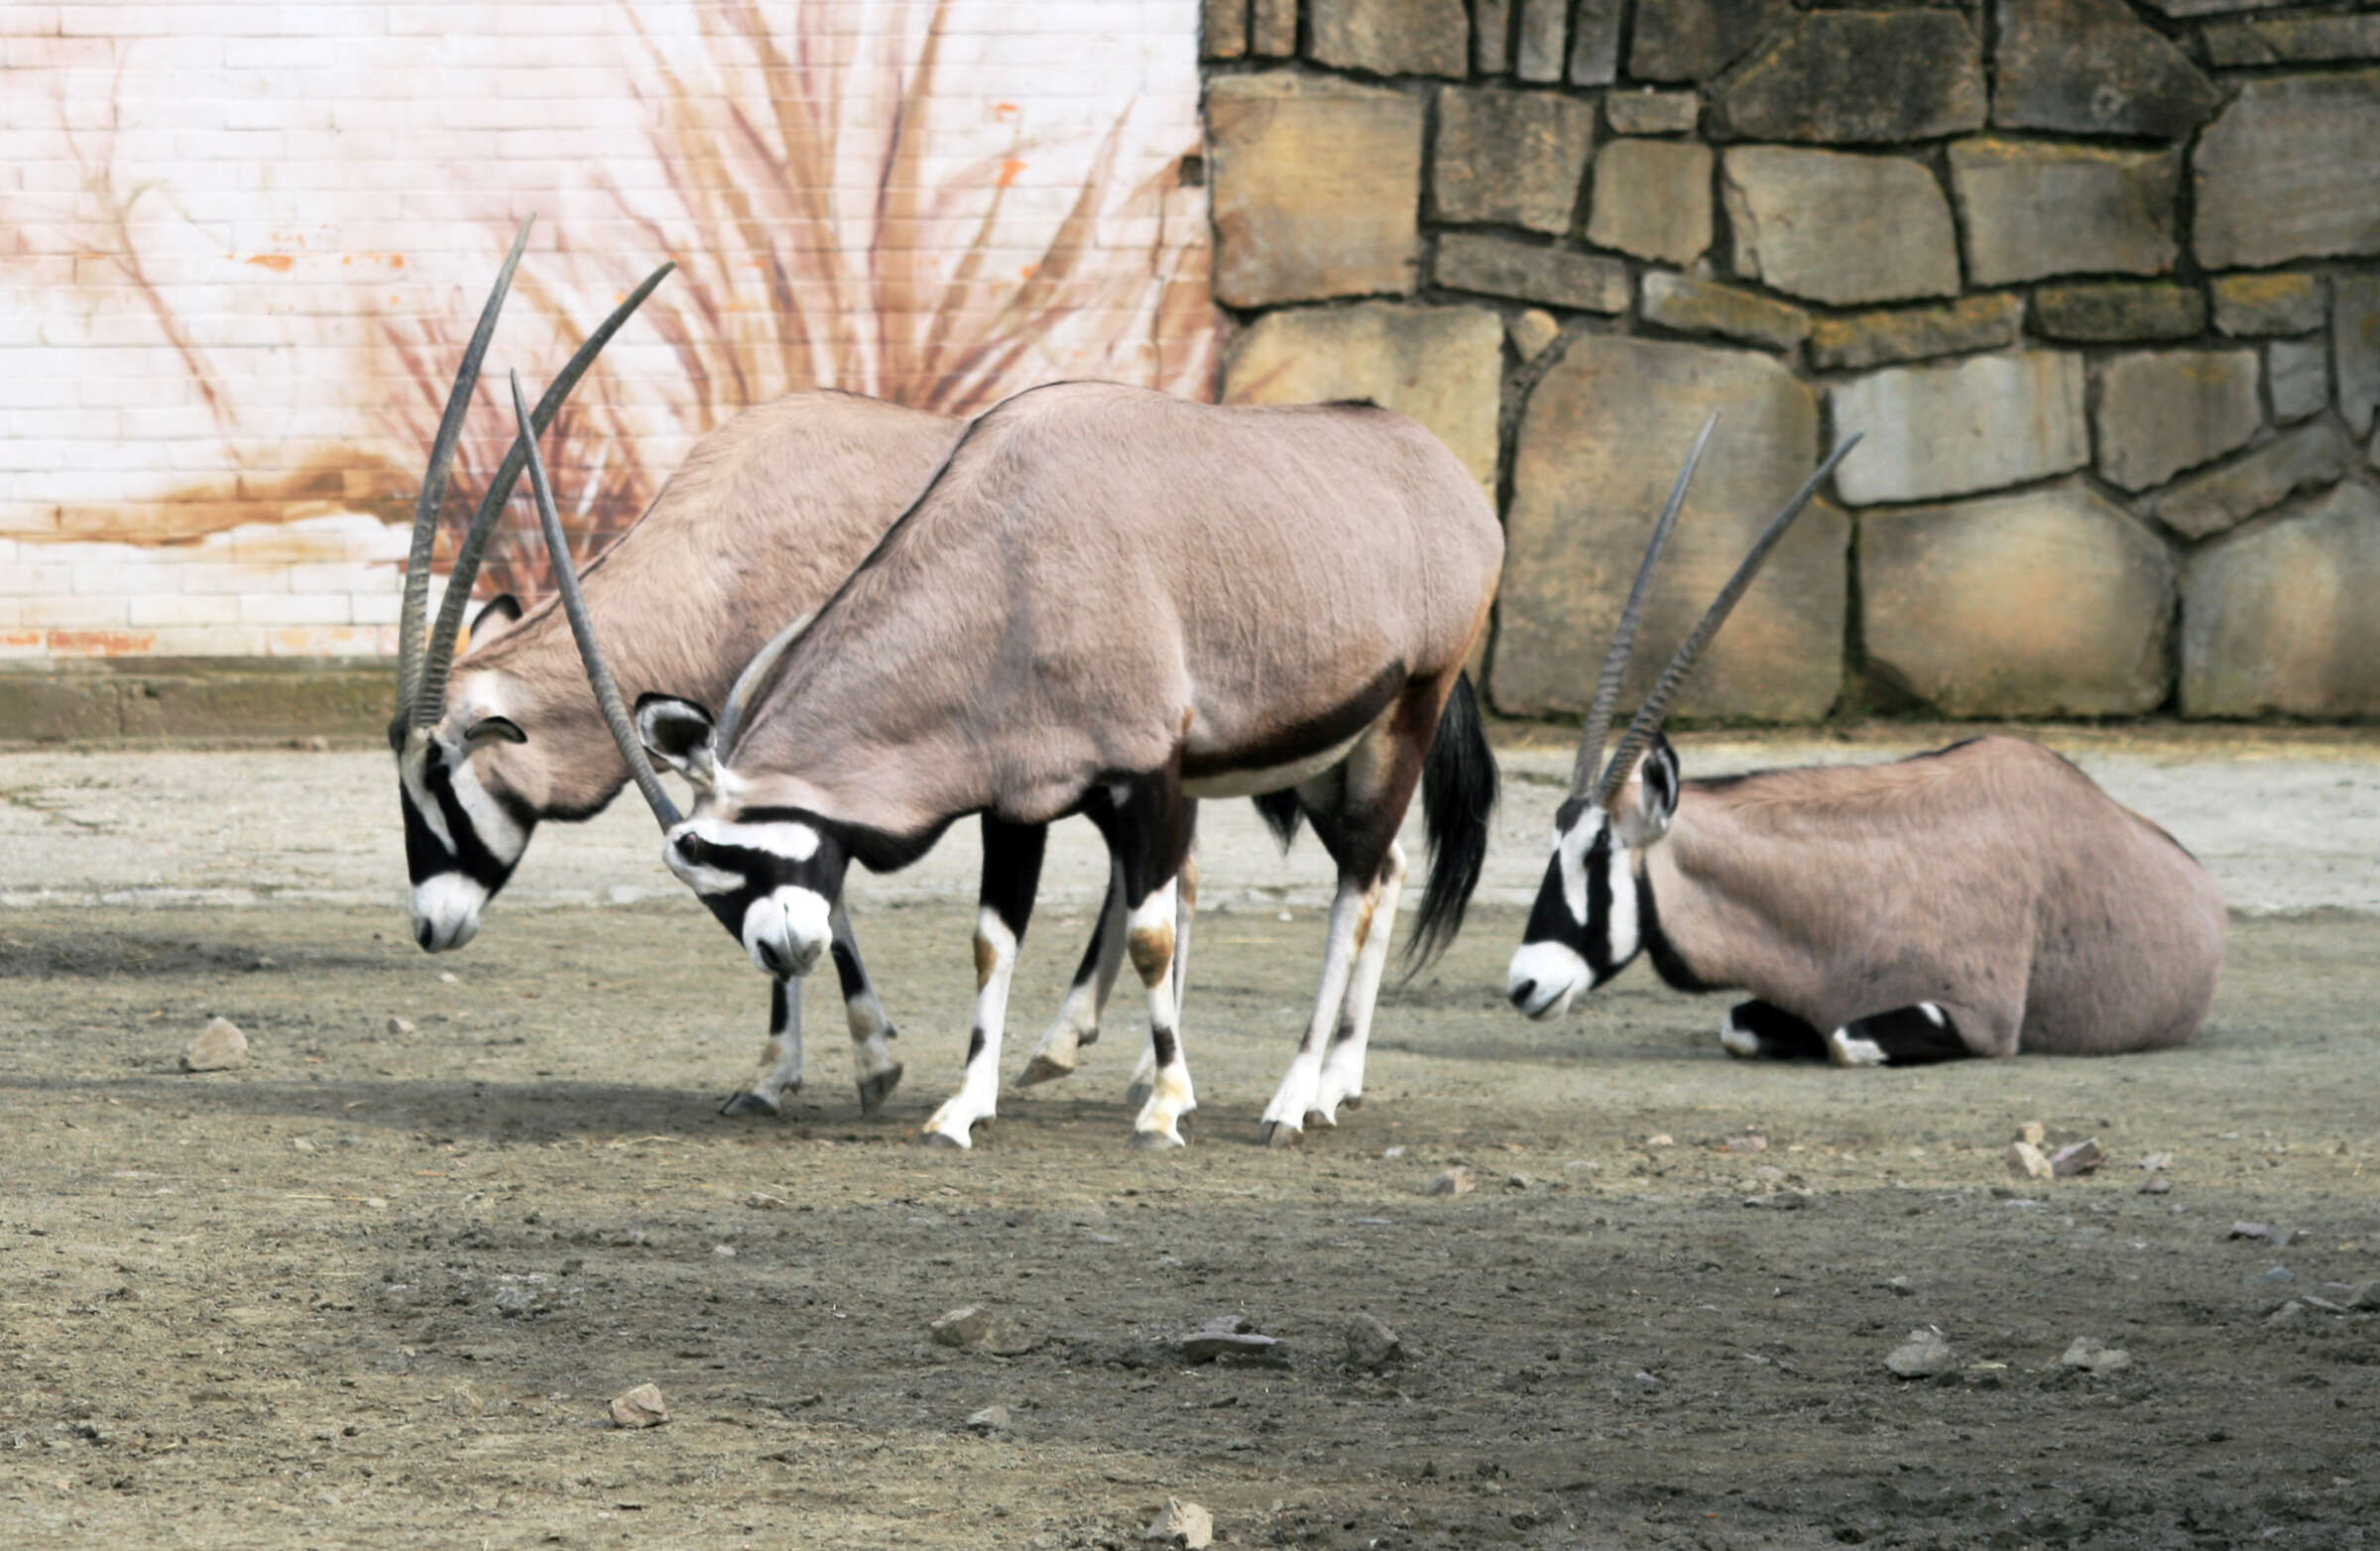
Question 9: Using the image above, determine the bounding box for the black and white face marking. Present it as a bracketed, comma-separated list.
[1505, 795, 1641, 1019]
[662, 807, 850, 979]
[392, 718, 536, 953]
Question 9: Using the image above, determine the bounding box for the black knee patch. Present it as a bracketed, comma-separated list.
[1843, 1004, 1970, 1065]
[1728, 1000, 1827, 1059]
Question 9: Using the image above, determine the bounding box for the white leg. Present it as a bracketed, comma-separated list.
[1313, 841, 1403, 1127]
[831, 904, 903, 1112]
[720, 977, 804, 1117]
[1017, 856, 1127, 1087]
[1127, 852, 1197, 1113]
[1258, 872, 1370, 1147]
[922, 905, 1020, 1148]
[1127, 878, 1196, 1150]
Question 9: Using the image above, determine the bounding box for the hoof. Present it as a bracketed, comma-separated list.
[1127, 1127, 1186, 1151]
[1016, 1054, 1077, 1088]
[1123, 1080, 1154, 1112]
[719, 1089, 784, 1119]
[855, 1062, 903, 1115]
[921, 1130, 970, 1150]
[1339, 1094, 1363, 1111]
[1258, 1120, 1304, 1150]
[1302, 1107, 1338, 1131]
[1076, 1025, 1101, 1048]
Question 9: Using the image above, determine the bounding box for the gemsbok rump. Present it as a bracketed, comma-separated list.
[1505, 427, 2225, 1064]
[389, 224, 1168, 1117]
[524, 375, 1502, 1149]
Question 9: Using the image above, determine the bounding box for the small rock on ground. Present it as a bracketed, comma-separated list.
[1721, 1134, 1768, 1153]
[1345, 1312, 1405, 1372]
[1886, 1328, 1957, 1378]
[2139, 1174, 2173, 1195]
[181, 1016, 249, 1073]
[744, 1190, 786, 1210]
[1644, 1133, 1675, 1147]
[1142, 1497, 1215, 1548]
[386, 1016, 415, 1036]
[2229, 1221, 2281, 1243]
[1423, 1167, 1475, 1197]
[930, 1305, 1038, 1356]
[607, 1383, 667, 1428]
[2050, 1137, 2102, 1176]
[964, 1403, 1011, 1436]
[2006, 1141, 2052, 1180]
[1180, 1330, 1288, 1366]
[2060, 1337, 2132, 1372]
[2346, 1281, 2380, 1310]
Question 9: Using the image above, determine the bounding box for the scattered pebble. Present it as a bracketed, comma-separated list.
[1885, 1328, 1957, 1378]
[1423, 1167, 1474, 1198]
[1179, 1316, 1289, 1367]
[744, 1191, 786, 1211]
[607, 1383, 667, 1429]
[449, 1384, 483, 1419]
[1743, 1189, 1812, 1210]
[2050, 1137, 2102, 1177]
[2229, 1221, 2279, 1243]
[437, 971, 459, 985]
[2265, 1300, 2308, 1329]
[386, 1017, 416, 1037]
[1502, 1172, 1533, 1191]
[2005, 1141, 2052, 1181]
[1644, 1133, 1675, 1148]
[1344, 1312, 1405, 1372]
[1752, 1164, 1785, 1182]
[712, 1244, 737, 1258]
[1721, 1134, 1768, 1154]
[2301, 1295, 2351, 1315]
[2346, 1282, 2380, 1311]
[2246, 1265, 2297, 1285]
[2139, 1174, 2172, 1195]
[2059, 1337, 2131, 1373]
[2018, 1122, 2047, 1146]
[964, 1403, 1011, 1436]
[1381, 1145, 1406, 1159]
[1883, 1276, 1915, 1297]
[1141, 1497, 1214, 1548]
[290, 1137, 313, 1153]
[180, 1016, 249, 1073]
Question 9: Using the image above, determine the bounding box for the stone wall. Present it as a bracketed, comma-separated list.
[1202, 0, 2380, 721]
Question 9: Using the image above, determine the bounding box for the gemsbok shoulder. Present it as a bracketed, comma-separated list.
[389, 225, 1166, 1117]
[1505, 427, 2226, 1065]
[525, 376, 1502, 1149]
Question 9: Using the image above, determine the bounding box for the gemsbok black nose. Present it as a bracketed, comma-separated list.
[1508, 978, 1537, 1010]
[416, 921, 434, 951]
[754, 938, 794, 978]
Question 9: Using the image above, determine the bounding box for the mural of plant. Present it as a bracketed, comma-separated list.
[384, 0, 1219, 605]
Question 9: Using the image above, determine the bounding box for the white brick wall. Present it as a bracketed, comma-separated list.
[0, 0, 1215, 663]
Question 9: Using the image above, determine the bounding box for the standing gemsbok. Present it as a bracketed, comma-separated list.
[521, 376, 1502, 1149]
[389, 225, 1163, 1117]
[1505, 427, 2225, 1064]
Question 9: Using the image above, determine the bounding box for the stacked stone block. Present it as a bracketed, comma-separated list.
[1203, 0, 2380, 721]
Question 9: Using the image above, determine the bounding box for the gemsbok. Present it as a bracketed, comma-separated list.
[390, 224, 1170, 1117]
[1505, 427, 2225, 1065]
[522, 375, 1502, 1149]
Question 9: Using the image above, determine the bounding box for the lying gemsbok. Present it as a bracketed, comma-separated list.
[1505, 426, 2226, 1064]
[389, 222, 1161, 1116]
[522, 374, 1501, 1149]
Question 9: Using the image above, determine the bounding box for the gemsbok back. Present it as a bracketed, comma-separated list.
[525, 376, 1502, 1149]
[389, 225, 1167, 1117]
[1505, 426, 2226, 1065]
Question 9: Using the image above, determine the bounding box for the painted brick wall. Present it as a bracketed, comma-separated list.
[0, 0, 1216, 663]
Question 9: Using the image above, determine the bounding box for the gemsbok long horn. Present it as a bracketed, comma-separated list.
[396, 217, 532, 723]
[408, 261, 676, 729]
[1592, 433, 1862, 806]
[1568, 413, 1717, 798]
[508, 370, 682, 829]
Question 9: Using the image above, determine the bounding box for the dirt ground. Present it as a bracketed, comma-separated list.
[3, 877, 2377, 1548]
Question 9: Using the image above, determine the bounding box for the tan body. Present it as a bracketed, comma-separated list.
[455, 392, 963, 814]
[730, 384, 1500, 836]
[1644, 738, 2225, 1056]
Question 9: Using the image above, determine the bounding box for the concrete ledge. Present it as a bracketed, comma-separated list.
[0, 659, 395, 748]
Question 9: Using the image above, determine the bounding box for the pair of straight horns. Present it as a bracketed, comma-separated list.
[389, 215, 674, 741]
[1570, 418, 1861, 806]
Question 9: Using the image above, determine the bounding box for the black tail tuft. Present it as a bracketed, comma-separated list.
[1251, 788, 1304, 853]
[1402, 671, 1496, 977]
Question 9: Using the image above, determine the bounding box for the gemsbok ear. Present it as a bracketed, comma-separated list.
[465, 593, 524, 652]
[462, 714, 527, 746]
[1612, 732, 1681, 848]
[635, 693, 718, 787]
